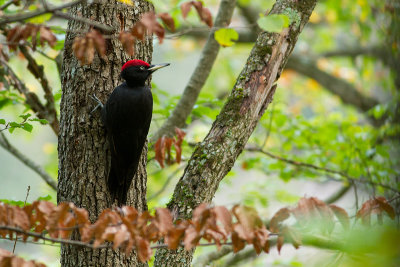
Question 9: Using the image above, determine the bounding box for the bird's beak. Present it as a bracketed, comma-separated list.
[148, 63, 170, 73]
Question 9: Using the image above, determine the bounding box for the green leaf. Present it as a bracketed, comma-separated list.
[257, 14, 290, 33]
[21, 123, 33, 132]
[214, 28, 239, 47]
[30, 118, 48, 124]
[37, 194, 52, 201]
[27, 13, 52, 24]
[9, 122, 21, 128]
[19, 113, 32, 120]
[0, 119, 5, 125]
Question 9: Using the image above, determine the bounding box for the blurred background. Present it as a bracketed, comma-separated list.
[0, 0, 399, 266]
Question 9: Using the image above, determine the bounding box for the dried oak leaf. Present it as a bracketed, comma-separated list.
[119, 31, 135, 56]
[72, 30, 106, 65]
[329, 204, 350, 229]
[139, 12, 165, 44]
[269, 207, 290, 233]
[136, 237, 152, 262]
[158, 12, 175, 32]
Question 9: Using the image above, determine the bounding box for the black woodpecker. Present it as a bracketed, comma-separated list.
[93, 59, 169, 205]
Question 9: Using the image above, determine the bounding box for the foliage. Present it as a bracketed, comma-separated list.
[0, 196, 396, 266]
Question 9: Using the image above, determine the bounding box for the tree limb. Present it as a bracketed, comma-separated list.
[18, 45, 59, 134]
[0, 58, 59, 135]
[0, 0, 83, 25]
[0, 132, 57, 190]
[151, 0, 237, 142]
[153, 0, 317, 265]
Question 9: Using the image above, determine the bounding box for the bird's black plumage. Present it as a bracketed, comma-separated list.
[100, 60, 169, 205]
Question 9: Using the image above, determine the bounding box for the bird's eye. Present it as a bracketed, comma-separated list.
[140, 66, 145, 70]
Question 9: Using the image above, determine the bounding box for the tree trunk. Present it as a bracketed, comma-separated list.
[58, 0, 152, 266]
[154, 0, 317, 266]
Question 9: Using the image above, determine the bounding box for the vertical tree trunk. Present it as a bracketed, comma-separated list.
[154, 0, 317, 266]
[58, 0, 152, 266]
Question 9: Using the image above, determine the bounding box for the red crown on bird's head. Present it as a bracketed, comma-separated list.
[121, 60, 150, 71]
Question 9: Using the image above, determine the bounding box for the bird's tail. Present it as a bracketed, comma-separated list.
[108, 163, 130, 206]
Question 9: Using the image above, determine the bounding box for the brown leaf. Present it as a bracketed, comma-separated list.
[277, 235, 284, 254]
[180, 2, 192, 19]
[155, 136, 166, 168]
[329, 204, 350, 229]
[131, 21, 146, 41]
[375, 196, 395, 220]
[232, 205, 263, 232]
[212, 206, 232, 234]
[155, 208, 173, 235]
[119, 31, 135, 56]
[72, 30, 106, 65]
[139, 12, 165, 44]
[158, 12, 175, 32]
[136, 237, 152, 262]
[231, 231, 245, 253]
[121, 206, 138, 221]
[113, 224, 129, 249]
[184, 226, 201, 250]
[164, 137, 173, 164]
[269, 207, 290, 233]
[174, 127, 186, 146]
[165, 221, 186, 249]
[39, 26, 57, 47]
[200, 8, 213, 28]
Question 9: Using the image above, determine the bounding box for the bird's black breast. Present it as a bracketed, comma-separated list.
[102, 83, 153, 166]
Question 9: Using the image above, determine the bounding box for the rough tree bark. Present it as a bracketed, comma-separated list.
[58, 0, 152, 266]
[154, 0, 317, 266]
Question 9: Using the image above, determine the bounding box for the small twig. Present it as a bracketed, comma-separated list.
[0, 0, 83, 25]
[12, 186, 30, 253]
[0, 0, 16, 10]
[245, 145, 400, 194]
[53, 11, 114, 34]
[0, 132, 57, 190]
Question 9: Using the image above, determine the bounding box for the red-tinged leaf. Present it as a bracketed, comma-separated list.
[139, 12, 165, 44]
[59, 212, 76, 239]
[200, 8, 213, 28]
[166, 226, 185, 249]
[175, 128, 186, 143]
[10, 206, 30, 231]
[119, 31, 135, 56]
[164, 137, 173, 164]
[89, 30, 106, 58]
[80, 225, 93, 243]
[232, 223, 251, 242]
[155, 208, 174, 235]
[356, 199, 374, 225]
[184, 226, 201, 250]
[277, 235, 284, 254]
[329, 204, 350, 229]
[74, 207, 89, 226]
[174, 142, 182, 164]
[136, 237, 152, 262]
[155, 136, 166, 168]
[39, 26, 57, 47]
[113, 224, 129, 249]
[131, 22, 146, 41]
[181, 2, 192, 19]
[191, 1, 203, 14]
[231, 231, 245, 253]
[375, 196, 396, 219]
[121, 206, 138, 221]
[125, 237, 134, 256]
[212, 206, 232, 234]
[47, 202, 71, 232]
[232, 205, 263, 232]
[158, 12, 175, 32]
[269, 207, 290, 233]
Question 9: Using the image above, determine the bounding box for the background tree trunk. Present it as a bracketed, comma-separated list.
[153, 0, 317, 266]
[58, 0, 152, 266]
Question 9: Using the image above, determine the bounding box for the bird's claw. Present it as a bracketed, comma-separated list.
[90, 94, 104, 114]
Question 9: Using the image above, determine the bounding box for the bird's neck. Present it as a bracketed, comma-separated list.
[124, 79, 146, 88]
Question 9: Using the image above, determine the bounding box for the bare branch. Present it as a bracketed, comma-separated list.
[0, 58, 59, 135]
[0, 132, 57, 190]
[0, 0, 83, 25]
[151, 0, 237, 142]
[18, 45, 59, 134]
[245, 145, 399, 194]
[192, 245, 232, 267]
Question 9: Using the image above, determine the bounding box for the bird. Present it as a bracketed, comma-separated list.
[91, 59, 169, 205]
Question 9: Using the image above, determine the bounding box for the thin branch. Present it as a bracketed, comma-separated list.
[0, 0, 17, 10]
[18, 45, 59, 134]
[53, 11, 114, 34]
[0, 0, 83, 25]
[192, 245, 233, 267]
[0, 132, 57, 190]
[151, 0, 237, 142]
[12, 186, 30, 253]
[245, 145, 400, 194]
[0, 58, 59, 134]
[325, 185, 352, 204]
[0, 225, 233, 250]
